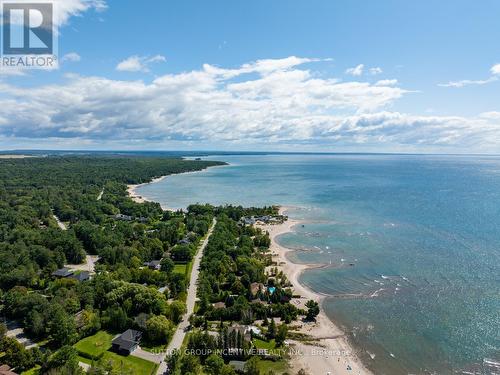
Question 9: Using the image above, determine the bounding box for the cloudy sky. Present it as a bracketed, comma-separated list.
[1, 0, 500, 153]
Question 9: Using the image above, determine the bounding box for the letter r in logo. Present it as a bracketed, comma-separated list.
[2, 2, 53, 55]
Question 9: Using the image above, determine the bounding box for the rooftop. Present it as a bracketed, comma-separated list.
[0, 365, 18, 375]
[69, 271, 91, 282]
[52, 267, 74, 277]
[112, 329, 142, 352]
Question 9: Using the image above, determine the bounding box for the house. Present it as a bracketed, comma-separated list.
[175, 231, 196, 245]
[0, 365, 18, 375]
[143, 260, 161, 270]
[115, 214, 132, 221]
[227, 325, 252, 343]
[69, 271, 91, 282]
[74, 310, 86, 330]
[245, 325, 261, 336]
[239, 217, 256, 226]
[250, 282, 264, 297]
[240, 215, 284, 226]
[111, 329, 142, 355]
[212, 302, 226, 309]
[52, 267, 74, 278]
[158, 285, 169, 294]
[228, 360, 246, 373]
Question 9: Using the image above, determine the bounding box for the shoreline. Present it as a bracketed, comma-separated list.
[127, 175, 171, 210]
[126, 171, 372, 374]
[127, 164, 229, 211]
[259, 206, 373, 375]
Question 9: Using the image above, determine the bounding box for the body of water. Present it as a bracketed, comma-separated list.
[137, 154, 500, 374]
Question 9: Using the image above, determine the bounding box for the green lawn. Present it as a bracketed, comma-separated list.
[185, 261, 193, 278]
[100, 352, 158, 375]
[74, 331, 114, 360]
[77, 355, 93, 365]
[75, 335, 158, 375]
[140, 341, 167, 353]
[253, 338, 276, 350]
[257, 359, 289, 373]
[173, 263, 187, 275]
[20, 366, 41, 375]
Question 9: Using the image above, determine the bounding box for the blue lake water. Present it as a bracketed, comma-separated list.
[137, 154, 500, 374]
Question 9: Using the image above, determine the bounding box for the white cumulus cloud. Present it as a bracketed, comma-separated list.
[375, 79, 398, 86]
[62, 52, 81, 62]
[439, 63, 500, 88]
[0, 56, 499, 152]
[491, 64, 500, 75]
[116, 55, 166, 72]
[346, 64, 364, 76]
[0, 0, 107, 27]
[369, 67, 383, 75]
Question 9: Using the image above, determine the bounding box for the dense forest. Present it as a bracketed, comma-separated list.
[0, 157, 315, 375]
[0, 157, 223, 373]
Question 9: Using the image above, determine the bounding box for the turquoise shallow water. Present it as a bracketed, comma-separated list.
[137, 154, 500, 374]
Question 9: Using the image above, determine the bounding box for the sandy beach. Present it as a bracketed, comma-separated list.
[128, 173, 373, 374]
[259, 207, 372, 375]
[127, 176, 172, 209]
[127, 165, 228, 210]
[0, 154, 34, 159]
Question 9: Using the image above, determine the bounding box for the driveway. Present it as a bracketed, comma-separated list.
[4, 321, 37, 349]
[132, 347, 163, 364]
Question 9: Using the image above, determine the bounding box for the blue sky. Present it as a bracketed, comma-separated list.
[1, 0, 500, 152]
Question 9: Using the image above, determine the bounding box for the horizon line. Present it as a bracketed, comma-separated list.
[1, 149, 500, 157]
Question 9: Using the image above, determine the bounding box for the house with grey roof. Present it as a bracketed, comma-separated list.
[52, 267, 74, 278]
[69, 271, 91, 282]
[111, 329, 142, 355]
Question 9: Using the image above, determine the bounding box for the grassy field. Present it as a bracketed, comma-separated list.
[20, 366, 41, 375]
[100, 352, 158, 375]
[257, 359, 289, 373]
[253, 338, 276, 350]
[74, 330, 114, 359]
[140, 341, 167, 353]
[77, 355, 93, 365]
[173, 263, 187, 275]
[74, 332, 158, 375]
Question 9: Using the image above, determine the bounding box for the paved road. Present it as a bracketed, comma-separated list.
[155, 218, 216, 375]
[66, 255, 99, 274]
[52, 212, 67, 230]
